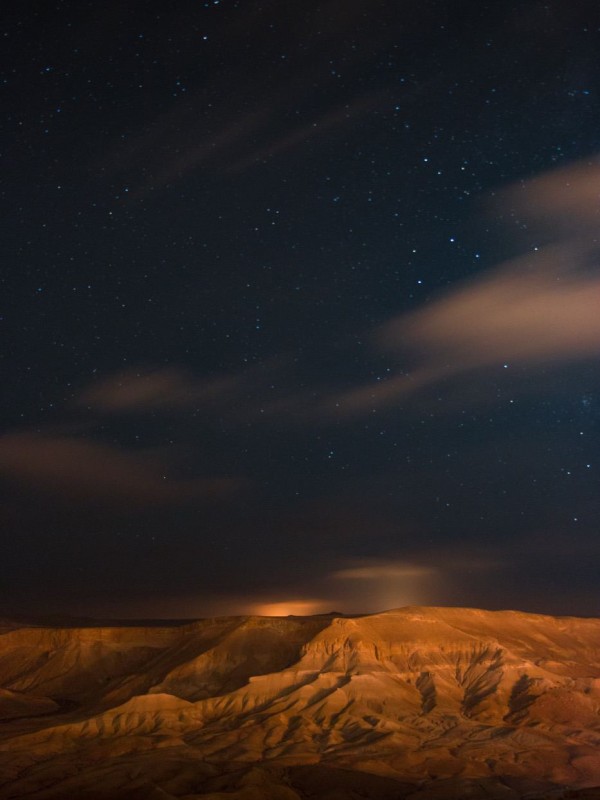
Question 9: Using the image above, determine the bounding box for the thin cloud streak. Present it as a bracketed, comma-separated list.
[330, 159, 600, 416]
[382, 245, 600, 365]
[94, 1, 410, 199]
[77, 366, 244, 413]
[225, 92, 385, 174]
[325, 558, 442, 612]
[74, 361, 306, 425]
[0, 433, 241, 507]
[508, 156, 600, 228]
[124, 109, 271, 201]
[332, 562, 436, 580]
[110, 92, 382, 199]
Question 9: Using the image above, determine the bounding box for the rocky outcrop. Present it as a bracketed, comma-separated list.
[0, 606, 599, 799]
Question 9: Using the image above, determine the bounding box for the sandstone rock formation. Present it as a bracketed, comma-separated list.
[0, 607, 599, 799]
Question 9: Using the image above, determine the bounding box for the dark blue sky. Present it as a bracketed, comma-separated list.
[1, 0, 599, 618]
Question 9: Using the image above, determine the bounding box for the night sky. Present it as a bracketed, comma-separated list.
[2, 1, 600, 619]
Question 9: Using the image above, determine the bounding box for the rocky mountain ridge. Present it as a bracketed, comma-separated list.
[0, 606, 599, 799]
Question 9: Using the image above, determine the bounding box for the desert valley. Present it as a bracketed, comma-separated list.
[0, 606, 599, 799]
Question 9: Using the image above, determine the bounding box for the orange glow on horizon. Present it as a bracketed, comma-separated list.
[250, 600, 329, 617]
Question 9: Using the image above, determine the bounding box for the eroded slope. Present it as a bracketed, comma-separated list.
[0, 607, 599, 799]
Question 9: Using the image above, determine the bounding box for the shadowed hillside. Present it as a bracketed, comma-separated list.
[1, 607, 599, 799]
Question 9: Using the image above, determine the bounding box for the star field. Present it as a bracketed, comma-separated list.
[1, 0, 599, 618]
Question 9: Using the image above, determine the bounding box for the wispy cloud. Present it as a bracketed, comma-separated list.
[225, 92, 384, 174]
[0, 433, 241, 508]
[329, 158, 600, 415]
[332, 561, 436, 580]
[323, 558, 440, 611]
[76, 366, 243, 413]
[94, 0, 409, 199]
[101, 90, 383, 200]
[507, 156, 600, 228]
[380, 244, 600, 365]
[74, 362, 312, 427]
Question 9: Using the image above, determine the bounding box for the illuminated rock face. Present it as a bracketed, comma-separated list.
[0, 607, 599, 799]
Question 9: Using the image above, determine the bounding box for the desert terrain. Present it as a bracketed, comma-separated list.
[0, 606, 599, 799]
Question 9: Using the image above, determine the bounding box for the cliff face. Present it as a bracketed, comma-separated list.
[0, 607, 599, 799]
